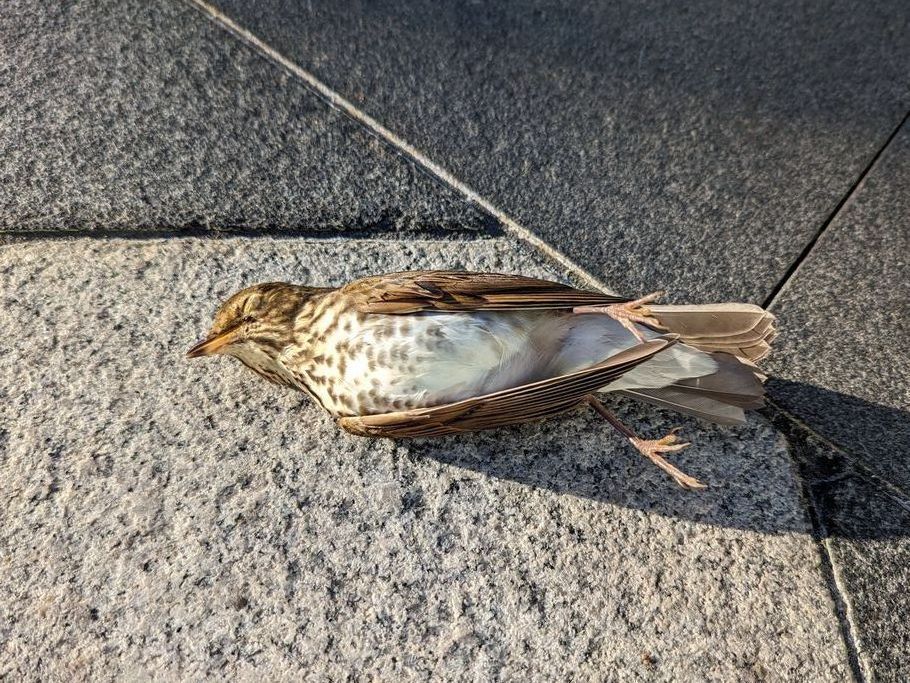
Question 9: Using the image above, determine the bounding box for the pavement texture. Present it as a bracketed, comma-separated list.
[0, 0, 493, 234]
[2, 0, 909, 680]
[764, 121, 910, 678]
[210, 0, 910, 302]
[767, 123, 910, 492]
[1, 238, 850, 680]
[769, 413, 910, 680]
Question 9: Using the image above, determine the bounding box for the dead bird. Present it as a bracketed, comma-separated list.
[188, 271, 775, 489]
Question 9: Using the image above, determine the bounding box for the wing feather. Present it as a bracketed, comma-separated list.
[342, 271, 627, 314]
[339, 337, 677, 437]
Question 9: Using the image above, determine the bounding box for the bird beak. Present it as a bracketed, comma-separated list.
[186, 327, 239, 358]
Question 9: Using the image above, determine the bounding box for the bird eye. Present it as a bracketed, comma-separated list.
[232, 304, 254, 324]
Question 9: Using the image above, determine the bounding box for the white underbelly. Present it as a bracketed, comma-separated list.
[292, 308, 714, 417]
[305, 310, 557, 415]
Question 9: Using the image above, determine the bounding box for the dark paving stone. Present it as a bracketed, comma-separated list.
[209, 0, 909, 301]
[766, 121, 910, 493]
[0, 0, 494, 234]
[823, 478, 910, 682]
[769, 408, 910, 681]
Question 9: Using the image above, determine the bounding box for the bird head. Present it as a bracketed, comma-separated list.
[187, 282, 323, 364]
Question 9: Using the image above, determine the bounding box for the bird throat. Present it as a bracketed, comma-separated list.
[231, 343, 291, 388]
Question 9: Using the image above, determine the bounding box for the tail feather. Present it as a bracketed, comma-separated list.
[619, 387, 749, 425]
[649, 303, 776, 362]
[674, 351, 765, 399]
[621, 350, 768, 425]
[568, 300, 776, 424]
[621, 352, 765, 425]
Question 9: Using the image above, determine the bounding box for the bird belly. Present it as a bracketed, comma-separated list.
[286, 308, 717, 418]
[295, 310, 557, 416]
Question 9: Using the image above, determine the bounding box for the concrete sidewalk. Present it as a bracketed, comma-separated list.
[1, 0, 908, 680]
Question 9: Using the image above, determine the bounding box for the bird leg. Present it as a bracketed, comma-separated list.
[573, 291, 667, 343]
[585, 395, 706, 490]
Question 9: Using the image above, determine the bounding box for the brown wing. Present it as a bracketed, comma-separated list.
[341, 270, 627, 314]
[338, 337, 676, 437]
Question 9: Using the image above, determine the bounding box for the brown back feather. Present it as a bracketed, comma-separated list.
[342, 271, 627, 314]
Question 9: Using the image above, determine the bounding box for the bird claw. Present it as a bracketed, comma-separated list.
[585, 395, 706, 490]
[573, 291, 667, 343]
[630, 432, 706, 490]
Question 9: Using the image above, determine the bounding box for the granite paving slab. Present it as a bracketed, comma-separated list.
[766, 120, 910, 494]
[0, 236, 851, 680]
[763, 114, 910, 678]
[822, 478, 910, 682]
[769, 412, 910, 682]
[0, 0, 493, 234]
[205, 0, 910, 302]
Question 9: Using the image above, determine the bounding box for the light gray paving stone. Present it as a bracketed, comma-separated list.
[0, 236, 850, 680]
[0, 0, 493, 234]
[209, 0, 910, 302]
[762, 120, 910, 679]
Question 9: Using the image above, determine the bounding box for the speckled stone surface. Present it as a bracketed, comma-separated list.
[762, 114, 910, 681]
[766, 122, 910, 494]
[0, 237, 849, 680]
[0, 0, 493, 234]
[768, 412, 910, 682]
[823, 478, 910, 682]
[208, 0, 910, 302]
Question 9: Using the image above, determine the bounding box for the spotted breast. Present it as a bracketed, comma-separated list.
[275, 290, 559, 416]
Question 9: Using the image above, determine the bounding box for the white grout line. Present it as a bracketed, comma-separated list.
[184, 0, 619, 295]
[821, 538, 870, 682]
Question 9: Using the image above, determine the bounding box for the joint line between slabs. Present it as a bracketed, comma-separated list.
[183, 0, 618, 295]
[811, 514, 867, 682]
[762, 109, 910, 310]
[819, 538, 868, 683]
[770, 405, 867, 682]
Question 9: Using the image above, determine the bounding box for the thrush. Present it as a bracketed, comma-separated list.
[187, 271, 776, 489]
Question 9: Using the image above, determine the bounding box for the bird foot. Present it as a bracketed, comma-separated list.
[573, 291, 667, 343]
[630, 430, 706, 490]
